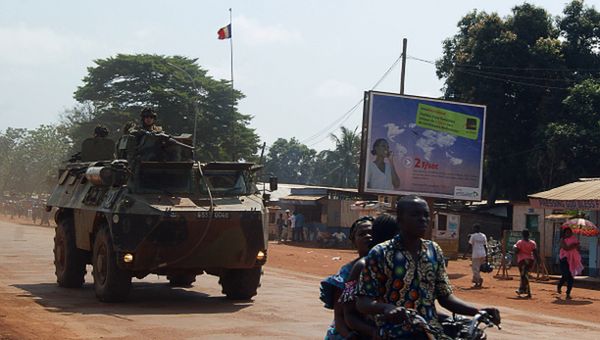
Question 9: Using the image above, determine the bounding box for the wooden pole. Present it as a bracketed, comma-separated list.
[400, 38, 407, 95]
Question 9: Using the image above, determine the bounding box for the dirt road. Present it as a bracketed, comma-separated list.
[1, 219, 600, 339]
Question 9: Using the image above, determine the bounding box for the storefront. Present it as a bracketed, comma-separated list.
[529, 178, 600, 276]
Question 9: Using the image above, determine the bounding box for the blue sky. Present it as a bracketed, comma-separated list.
[0, 0, 585, 150]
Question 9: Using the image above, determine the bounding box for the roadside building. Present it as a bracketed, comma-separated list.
[262, 183, 377, 242]
[529, 178, 600, 277]
[432, 200, 511, 259]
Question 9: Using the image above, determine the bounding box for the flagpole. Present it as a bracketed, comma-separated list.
[229, 8, 237, 161]
[229, 8, 234, 92]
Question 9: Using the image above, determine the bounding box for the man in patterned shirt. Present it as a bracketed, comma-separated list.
[356, 195, 500, 339]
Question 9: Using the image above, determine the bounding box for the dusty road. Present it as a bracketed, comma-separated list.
[1, 219, 600, 339]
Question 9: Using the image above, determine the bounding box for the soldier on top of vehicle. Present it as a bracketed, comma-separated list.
[80, 125, 114, 161]
[94, 125, 109, 138]
[138, 107, 162, 133]
[116, 107, 192, 162]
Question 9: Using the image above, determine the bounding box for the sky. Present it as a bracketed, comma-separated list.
[0, 0, 591, 151]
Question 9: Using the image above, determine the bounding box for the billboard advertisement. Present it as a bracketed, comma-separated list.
[359, 91, 486, 200]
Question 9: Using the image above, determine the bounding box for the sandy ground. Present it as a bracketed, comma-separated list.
[1, 215, 600, 339]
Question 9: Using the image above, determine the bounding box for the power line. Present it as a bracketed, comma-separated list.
[407, 55, 600, 72]
[406, 55, 571, 90]
[455, 67, 575, 83]
[456, 68, 570, 90]
[301, 54, 403, 147]
[299, 99, 362, 145]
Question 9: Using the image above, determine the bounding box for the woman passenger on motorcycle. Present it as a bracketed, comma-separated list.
[320, 216, 375, 339]
[340, 213, 399, 339]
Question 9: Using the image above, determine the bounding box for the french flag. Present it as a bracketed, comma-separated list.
[217, 24, 232, 40]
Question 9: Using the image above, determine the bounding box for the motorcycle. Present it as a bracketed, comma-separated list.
[404, 309, 501, 340]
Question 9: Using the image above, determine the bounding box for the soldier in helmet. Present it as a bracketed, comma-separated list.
[139, 107, 163, 133]
[94, 125, 109, 138]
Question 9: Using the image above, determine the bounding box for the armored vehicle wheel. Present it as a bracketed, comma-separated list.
[219, 266, 262, 300]
[168, 275, 196, 287]
[54, 218, 87, 288]
[92, 227, 132, 302]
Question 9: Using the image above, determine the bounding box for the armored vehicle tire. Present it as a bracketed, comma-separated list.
[219, 267, 262, 300]
[168, 275, 196, 287]
[54, 217, 87, 288]
[92, 227, 132, 302]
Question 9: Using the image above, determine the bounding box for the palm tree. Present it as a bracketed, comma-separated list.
[329, 126, 361, 188]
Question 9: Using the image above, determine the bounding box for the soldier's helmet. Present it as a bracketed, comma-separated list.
[140, 107, 157, 118]
[94, 125, 109, 137]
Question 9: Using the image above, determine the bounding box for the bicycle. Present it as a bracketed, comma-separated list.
[487, 239, 512, 270]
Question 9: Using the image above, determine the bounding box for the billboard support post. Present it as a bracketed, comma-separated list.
[400, 38, 407, 95]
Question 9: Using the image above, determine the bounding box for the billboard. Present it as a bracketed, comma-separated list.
[359, 91, 486, 200]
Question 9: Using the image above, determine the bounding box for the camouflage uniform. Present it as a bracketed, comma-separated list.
[138, 107, 163, 133]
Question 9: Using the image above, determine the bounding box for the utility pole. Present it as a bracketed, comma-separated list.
[400, 38, 407, 95]
[399, 38, 434, 239]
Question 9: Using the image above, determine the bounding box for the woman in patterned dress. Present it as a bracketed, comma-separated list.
[320, 216, 374, 339]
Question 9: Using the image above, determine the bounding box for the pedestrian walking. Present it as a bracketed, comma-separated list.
[295, 212, 305, 242]
[289, 211, 297, 241]
[467, 224, 487, 288]
[513, 229, 538, 298]
[276, 213, 286, 242]
[285, 210, 293, 242]
[558, 226, 584, 300]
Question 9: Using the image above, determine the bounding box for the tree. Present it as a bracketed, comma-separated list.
[436, 1, 600, 200]
[0, 125, 72, 194]
[66, 54, 260, 161]
[0, 128, 27, 193]
[311, 149, 338, 186]
[559, 0, 600, 72]
[263, 138, 316, 184]
[327, 126, 361, 188]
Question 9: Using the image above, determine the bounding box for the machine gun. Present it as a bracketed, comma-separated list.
[152, 131, 194, 150]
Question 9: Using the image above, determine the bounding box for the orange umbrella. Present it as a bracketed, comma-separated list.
[561, 218, 600, 237]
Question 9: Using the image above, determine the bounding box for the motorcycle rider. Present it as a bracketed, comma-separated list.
[356, 195, 500, 339]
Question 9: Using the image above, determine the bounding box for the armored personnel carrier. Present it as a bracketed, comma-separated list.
[47, 131, 272, 302]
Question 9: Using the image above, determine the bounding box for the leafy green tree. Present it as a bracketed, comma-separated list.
[0, 125, 71, 194]
[311, 149, 339, 186]
[559, 0, 600, 72]
[327, 126, 360, 188]
[264, 138, 316, 184]
[436, 1, 600, 200]
[0, 128, 27, 193]
[263, 127, 359, 188]
[66, 54, 259, 161]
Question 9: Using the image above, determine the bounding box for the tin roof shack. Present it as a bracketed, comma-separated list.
[433, 200, 511, 259]
[529, 178, 600, 277]
[260, 183, 305, 240]
[278, 186, 377, 238]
